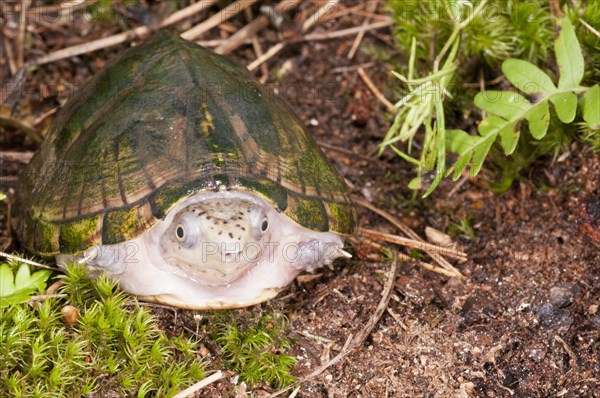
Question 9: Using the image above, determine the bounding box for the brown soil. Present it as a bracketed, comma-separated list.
[1, 2, 599, 397]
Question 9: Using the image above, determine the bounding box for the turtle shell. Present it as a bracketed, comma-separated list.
[14, 31, 357, 256]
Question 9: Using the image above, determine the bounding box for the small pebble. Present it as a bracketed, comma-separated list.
[536, 302, 573, 331]
[591, 314, 600, 329]
[61, 305, 80, 326]
[549, 285, 575, 308]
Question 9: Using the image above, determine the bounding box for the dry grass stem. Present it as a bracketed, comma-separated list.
[580, 18, 600, 38]
[0, 151, 34, 163]
[251, 37, 269, 82]
[215, 0, 301, 55]
[17, 0, 32, 68]
[353, 197, 465, 276]
[247, 42, 285, 71]
[347, 0, 379, 59]
[182, 0, 257, 40]
[29, 0, 217, 66]
[302, 0, 339, 32]
[173, 370, 225, 398]
[303, 19, 392, 41]
[0, 252, 60, 271]
[0, 114, 42, 142]
[266, 255, 398, 397]
[358, 228, 467, 261]
[4, 37, 18, 76]
[357, 66, 395, 112]
[354, 236, 461, 278]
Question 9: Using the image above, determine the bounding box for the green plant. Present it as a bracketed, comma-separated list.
[0, 261, 51, 307]
[209, 310, 297, 389]
[0, 262, 205, 397]
[445, 18, 599, 184]
[388, 0, 554, 67]
[384, 0, 600, 195]
[381, 0, 489, 196]
[448, 215, 476, 240]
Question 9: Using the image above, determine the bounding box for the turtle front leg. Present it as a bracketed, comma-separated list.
[57, 244, 130, 276]
[285, 239, 350, 272]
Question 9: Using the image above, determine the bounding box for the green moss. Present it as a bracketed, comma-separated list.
[324, 201, 357, 235]
[0, 263, 205, 397]
[102, 207, 142, 245]
[33, 217, 60, 255]
[59, 216, 100, 253]
[206, 309, 297, 389]
[287, 194, 328, 232]
[149, 178, 211, 218]
[237, 177, 288, 212]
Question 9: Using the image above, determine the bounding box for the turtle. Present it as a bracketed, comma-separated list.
[13, 31, 357, 309]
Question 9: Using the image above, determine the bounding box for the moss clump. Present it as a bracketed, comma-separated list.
[206, 309, 297, 389]
[0, 263, 205, 397]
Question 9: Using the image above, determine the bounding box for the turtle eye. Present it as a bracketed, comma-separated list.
[176, 225, 186, 241]
[260, 218, 269, 232]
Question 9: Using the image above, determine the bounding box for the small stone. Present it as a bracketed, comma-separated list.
[536, 302, 573, 331]
[61, 305, 80, 326]
[528, 348, 546, 363]
[549, 286, 575, 308]
[591, 314, 600, 329]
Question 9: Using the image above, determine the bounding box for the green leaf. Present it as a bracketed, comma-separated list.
[446, 129, 475, 154]
[524, 100, 550, 139]
[475, 91, 530, 120]
[555, 18, 584, 89]
[0, 192, 6, 202]
[0, 263, 51, 308]
[479, 116, 519, 154]
[583, 85, 600, 130]
[549, 92, 578, 123]
[502, 59, 556, 95]
[407, 176, 422, 190]
[446, 130, 474, 180]
[0, 264, 16, 296]
[471, 136, 495, 176]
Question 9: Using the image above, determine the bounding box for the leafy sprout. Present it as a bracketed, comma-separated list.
[384, 5, 600, 196]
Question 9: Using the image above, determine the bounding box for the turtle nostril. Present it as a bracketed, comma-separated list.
[223, 251, 242, 262]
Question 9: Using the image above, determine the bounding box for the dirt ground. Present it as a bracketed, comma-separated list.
[1, 1, 599, 397]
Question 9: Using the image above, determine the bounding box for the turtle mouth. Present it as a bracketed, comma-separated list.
[156, 191, 275, 285]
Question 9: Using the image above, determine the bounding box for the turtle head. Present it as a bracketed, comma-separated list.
[160, 197, 272, 284]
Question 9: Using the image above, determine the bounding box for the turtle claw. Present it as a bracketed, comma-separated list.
[338, 249, 352, 258]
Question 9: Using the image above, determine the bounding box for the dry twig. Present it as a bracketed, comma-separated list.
[173, 370, 225, 398]
[353, 197, 465, 277]
[0, 151, 34, 163]
[29, 0, 217, 66]
[265, 254, 398, 397]
[0, 252, 60, 271]
[181, 0, 257, 40]
[580, 18, 600, 39]
[347, 0, 379, 59]
[247, 42, 285, 71]
[357, 66, 395, 112]
[215, 0, 301, 55]
[354, 236, 460, 278]
[17, 0, 32, 68]
[3, 37, 18, 75]
[303, 19, 392, 41]
[301, 0, 339, 32]
[358, 227, 467, 261]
